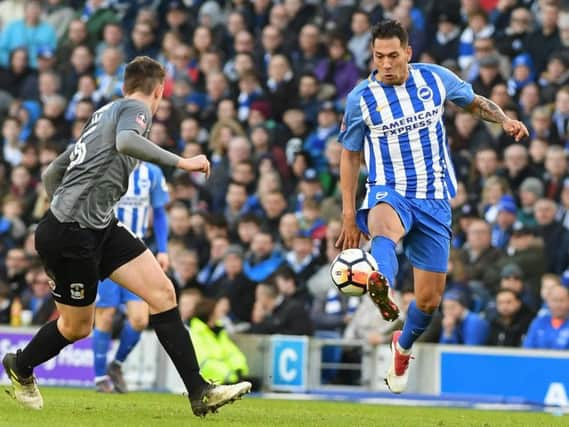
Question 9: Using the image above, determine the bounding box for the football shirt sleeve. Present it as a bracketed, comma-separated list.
[429, 64, 475, 108]
[338, 90, 366, 152]
[116, 101, 151, 136]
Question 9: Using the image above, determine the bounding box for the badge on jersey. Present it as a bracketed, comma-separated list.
[136, 112, 147, 128]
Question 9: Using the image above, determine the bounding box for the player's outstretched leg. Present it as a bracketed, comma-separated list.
[190, 382, 252, 417]
[2, 352, 43, 410]
[385, 330, 413, 394]
[367, 236, 400, 321]
[386, 269, 443, 394]
[111, 250, 251, 417]
[3, 309, 92, 409]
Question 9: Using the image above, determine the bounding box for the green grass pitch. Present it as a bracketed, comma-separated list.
[0, 387, 566, 426]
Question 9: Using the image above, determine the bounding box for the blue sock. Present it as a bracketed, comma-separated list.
[114, 320, 141, 363]
[371, 236, 398, 287]
[399, 300, 433, 350]
[93, 328, 111, 378]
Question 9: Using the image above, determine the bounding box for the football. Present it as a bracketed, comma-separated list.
[330, 248, 378, 296]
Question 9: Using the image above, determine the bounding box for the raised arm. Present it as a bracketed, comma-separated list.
[465, 94, 529, 142]
[116, 130, 210, 177]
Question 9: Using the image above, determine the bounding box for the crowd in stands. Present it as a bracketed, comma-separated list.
[2, 0, 569, 379]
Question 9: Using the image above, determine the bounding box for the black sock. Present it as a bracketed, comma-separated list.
[16, 320, 72, 377]
[149, 307, 207, 399]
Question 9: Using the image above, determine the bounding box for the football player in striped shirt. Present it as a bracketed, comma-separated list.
[336, 20, 528, 394]
[92, 161, 169, 393]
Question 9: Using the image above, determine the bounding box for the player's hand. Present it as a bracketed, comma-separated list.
[336, 216, 368, 250]
[502, 118, 529, 142]
[156, 252, 169, 271]
[178, 155, 210, 177]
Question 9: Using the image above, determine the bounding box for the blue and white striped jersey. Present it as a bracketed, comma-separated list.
[115, 162, 169, 238]
[339, 63, 475, 199]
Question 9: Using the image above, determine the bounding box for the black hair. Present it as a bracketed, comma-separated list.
[371, 20, 408, 47]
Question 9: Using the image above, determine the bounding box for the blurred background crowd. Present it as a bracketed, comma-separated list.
[1, 0, 569, 384]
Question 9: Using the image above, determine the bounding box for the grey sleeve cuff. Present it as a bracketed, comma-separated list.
[116, 130, 181, 168]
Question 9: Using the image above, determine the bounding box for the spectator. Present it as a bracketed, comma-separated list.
[498, 144, 537, 194]
[486, 288, 535, 347]
[2, 116, 23, 167]
[539, 54, 569, 105]
[22, 266, 57, 325]
[95, 22, 124, 68]
[190, 297, 249, 384]
[459, 218, 503, 297]
[440, 289, 490, 345]
[303, 102, 340, 171]
[524, 285, 569, 349]
[507, 53, 535, 101]
[472, 54, 505, 99]
[4, 247, 29, 297]
[534, 198, 569, 275]
[313, 33, 360, 100]
[249, 266, 313, 336]
[549, 86, 569, 147]
[517, 177, 543, 227]
[125, 22, 158, 62]
[259, 190, 288, 237]
[78, 0, 117, 48]
[56, 18, 89, 70]
[170, 249, 200, 291]
[236, 214, 262, 250]
[0, 48, 37, 100]
[542, 145, 568, 202]
[212, 245, 256, 325]
[495, 7, 533, 60]
[0, 0, 56, 69]
[499, 223, 546, 305]
[197, 235, 229, 293]
[525, 2, 561, 75]
[348, 10, 372, 71]
[178, 287, 201, 325]
[285, 230, 319, 289]
[491, 195, 518, 250]
[537, 273, 561, 318]
[459, 11, 495, 74]
[243, 230, 283, 283]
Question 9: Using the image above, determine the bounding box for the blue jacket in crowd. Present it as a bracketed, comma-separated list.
[523, 315, 569, 350]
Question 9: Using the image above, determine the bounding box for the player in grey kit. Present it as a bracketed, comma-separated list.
[2, 56, 251, 416]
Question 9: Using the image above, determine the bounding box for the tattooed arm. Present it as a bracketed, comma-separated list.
[465, 94, 529, 141]
[465, 94, 508, 123]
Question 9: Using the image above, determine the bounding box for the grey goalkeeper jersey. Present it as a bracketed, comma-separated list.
[50, 99, 152, 229]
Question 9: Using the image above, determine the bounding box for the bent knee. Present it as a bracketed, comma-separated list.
[59, 321, 92, 342]
[129, 315, 148, 331]
[415, 297, 442, 314]
[95, 308, 115, 331]
[148, 280, 177, 312]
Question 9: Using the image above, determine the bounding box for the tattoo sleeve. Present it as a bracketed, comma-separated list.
[465, 95, 508, 124]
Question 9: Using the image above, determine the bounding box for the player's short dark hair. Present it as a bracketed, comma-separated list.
[371, 20, 408, 47]
[123, 56, 166, 96]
